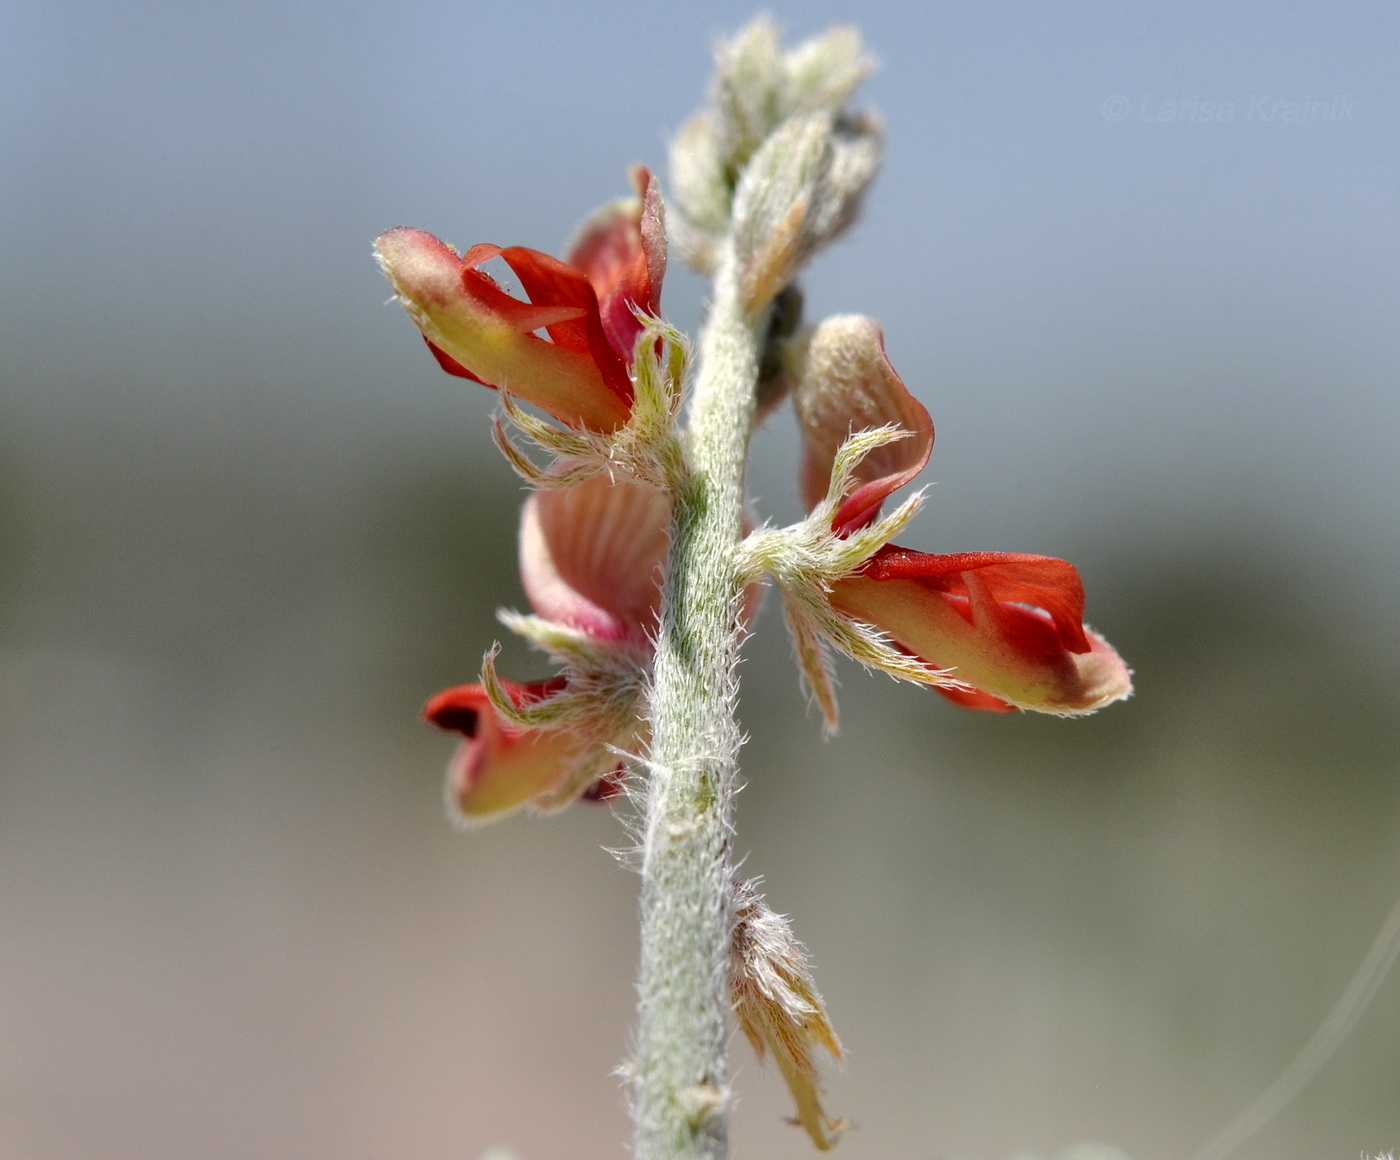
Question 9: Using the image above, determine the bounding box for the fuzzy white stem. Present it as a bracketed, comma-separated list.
[632, 245, 766, 1160]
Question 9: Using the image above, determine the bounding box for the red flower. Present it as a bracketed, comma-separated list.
[375, 168, 666, 432]
[424, 678, 594, 820]
[831, 547, 1131, 714]
[790, 315, 1131, 715]
[424, 472, 671, 820]
[421, 467, 772, 818]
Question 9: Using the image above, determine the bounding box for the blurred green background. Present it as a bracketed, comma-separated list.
[2, 2, 1398, 1158]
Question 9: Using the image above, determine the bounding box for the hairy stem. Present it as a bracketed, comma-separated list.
[632, 245, 766, 1160]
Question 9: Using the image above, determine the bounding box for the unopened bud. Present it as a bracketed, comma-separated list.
[783, 26, 871, 115]
[709, 15, 785, 165]
[809, 109, 883, 246]
[731, 112, 883, 313]
[667, 112, 728, 273]
[668, 18, 880, 278]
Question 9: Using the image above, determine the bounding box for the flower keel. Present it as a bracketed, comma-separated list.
[425, 679, 592, 821]
[831, 546, 1132, 715]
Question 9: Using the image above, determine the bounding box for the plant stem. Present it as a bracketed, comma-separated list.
[632, 244, 766, 1160]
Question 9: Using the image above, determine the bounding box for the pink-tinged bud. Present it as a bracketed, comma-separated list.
[519, 473, 671, 647]
[424, 678, 588, 820]
[831, 546, 1132, 715]
[375, 227, 634, 432]
[789, 315, 933, 534]
[565, 165, 668, 360]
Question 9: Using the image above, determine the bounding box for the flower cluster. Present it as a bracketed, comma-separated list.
[377, 211, 1128, 824]
[376, 169, 676, 820]
[375, 19, 1130, 1148]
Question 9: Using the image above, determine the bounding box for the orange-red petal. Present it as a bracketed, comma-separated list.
[832, 546, 1132, 715]
[375, 226, 633, 431]
[424, 679, 584, 820]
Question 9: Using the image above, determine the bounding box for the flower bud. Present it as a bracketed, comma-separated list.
[783, 26, 870, 116]
[708, 15, 785, 164]
[667, 111, 728, 274]
[667, 17, 879, 281]
[731, 111, 883, 313]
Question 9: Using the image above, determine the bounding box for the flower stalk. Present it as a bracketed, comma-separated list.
[632, 246, 767, 1160]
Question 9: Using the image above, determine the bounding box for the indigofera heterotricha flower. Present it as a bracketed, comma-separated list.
[423, 472, 669, 822]
[755, 309, 1132, 724]
[375, 167, 666, 432]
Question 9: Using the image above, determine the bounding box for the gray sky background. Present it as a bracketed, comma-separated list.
[6, 1, 1400, 557]
[2, 3, 1400, 1160]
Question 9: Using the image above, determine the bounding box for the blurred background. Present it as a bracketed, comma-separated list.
[2, 1, 1399, 1158]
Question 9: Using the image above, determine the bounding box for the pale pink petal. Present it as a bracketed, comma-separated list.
[519, 474, 671, 645]
[790, 315, 933, 533]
